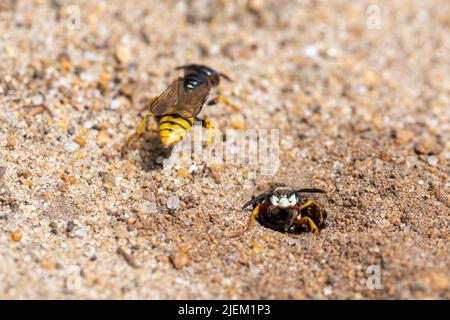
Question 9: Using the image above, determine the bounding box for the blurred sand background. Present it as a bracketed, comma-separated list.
[0, 0, 449, 299]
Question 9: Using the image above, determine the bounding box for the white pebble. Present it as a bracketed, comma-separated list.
[123, 210, 134, 219]
[326, 47, 340, 57]
[189, 164, 198, 174]
[323, 286, 333, 296]
[31, 94, 44, 106]
[303, 45, 319, 59]
[166, 195, 180, 210]
[333, 160, 345, 171]
[83, 120, 96, 129]
[354, 85, 368, 94]
[71, 227, 86, 238]
[406, 156, 418, 168]
[109, 99, 121, 110]
[427, 155, 438, 166]
[138, 201, 157, 214]
[80, 71, 98, 82]
[64, 141, 80, 153]
[287, 239, 297, 246]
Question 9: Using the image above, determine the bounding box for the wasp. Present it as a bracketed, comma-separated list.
[126, 64, 239, 149]
[228, 186, 327, 238]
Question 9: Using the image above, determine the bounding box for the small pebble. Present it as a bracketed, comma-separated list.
[109, 99, 121, 110]
[427, 155, 438, 166]
[96, 131, 111, 147]
[70, 227, 87, 238]
[405, 156, 418, 168]
[169, 251, 189, 269]
[287, 239, 297, 246]
[73, 136, 87, 148]
[31, 94, 44, 106]
[11, 231, 22, 242]
[230, 114, 246, 129]
[333, 161, 345, 171]
[80, 71, 98, 82]
[183, 220, 191, 227]
[123, 210, 134, 219]
[303, 45, 319, 58]
[83, 120, 96, 129]
[177, 168, 190, 178]
[189, 164, 198, 174]
[115, 46, 133, 65]
[64, 141, 80, 153]
[102, 173, 116, 187]
[323, 286, 333, 296]
[394, 129, 414, 144]
[414, 139, 442, 155]
[167, 196, 180, 210]
[137, 201, 157, 214]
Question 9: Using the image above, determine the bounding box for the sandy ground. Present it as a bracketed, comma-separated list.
[0, 0, 449, 299]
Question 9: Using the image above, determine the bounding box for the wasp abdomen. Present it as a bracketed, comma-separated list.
[158, 115, 194, 147]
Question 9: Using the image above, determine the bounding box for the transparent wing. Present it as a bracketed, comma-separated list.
[149, 78, 184, 116]
[177, 82, 210, 117]
[150, 77, 210, 118]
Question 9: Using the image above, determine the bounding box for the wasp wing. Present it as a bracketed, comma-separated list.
[176, 82, 210, 117]
[149, 77, 185, 116]
[150, 77, 210, 118]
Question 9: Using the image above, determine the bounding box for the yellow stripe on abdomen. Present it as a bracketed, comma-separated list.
[158, 115, 193, 147]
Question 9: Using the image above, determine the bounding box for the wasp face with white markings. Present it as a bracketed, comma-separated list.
[269, 188, 299, 209]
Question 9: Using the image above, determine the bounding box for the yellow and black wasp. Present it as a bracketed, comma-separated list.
[126, 64, 239, 149]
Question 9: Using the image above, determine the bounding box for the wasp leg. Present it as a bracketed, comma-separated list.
[207, 95, 241, 111]
[300, 200, 321, 210]
[195, 117, 220, 145]
[124, 112, 155, 150]
[294, 216, 320, 235]
[298, 201, 323, 235]
[227, 204, 261, 238]
[300, 200, 324, 226]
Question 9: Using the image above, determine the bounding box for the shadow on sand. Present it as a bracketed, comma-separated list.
[121, 130, 173, 173]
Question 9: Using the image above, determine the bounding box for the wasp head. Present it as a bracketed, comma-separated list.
[268, 187, 299, 209]
[176, 64, 231, 87]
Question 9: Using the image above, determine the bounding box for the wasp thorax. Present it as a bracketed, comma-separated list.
[179, 64, 225, 87]
[183, 73, 209, 92]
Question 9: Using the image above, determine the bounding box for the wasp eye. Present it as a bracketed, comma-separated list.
[270, 195, 279, 205]
[288, 194, 297, 205]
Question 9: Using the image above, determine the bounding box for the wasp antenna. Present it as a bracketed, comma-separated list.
[241, 193, 268, 210]
[297, 188, 326, 194]
[219, 72, 232, 82]
[175, 65, 187, 70]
